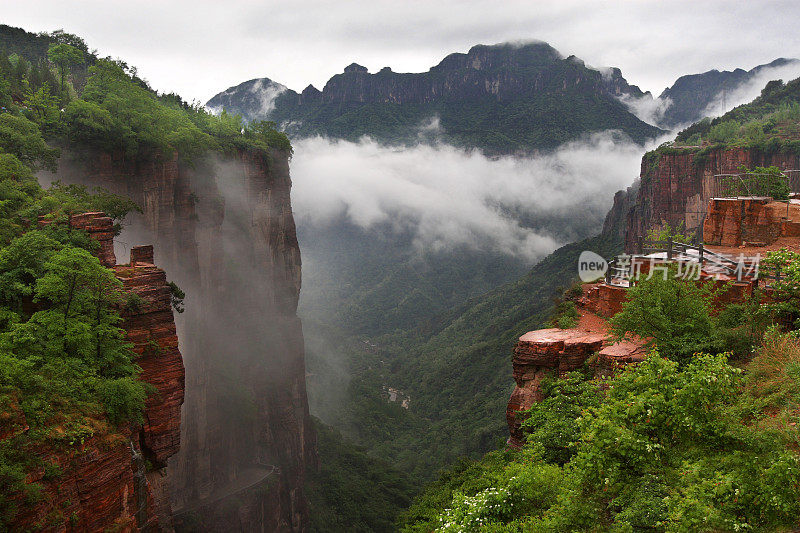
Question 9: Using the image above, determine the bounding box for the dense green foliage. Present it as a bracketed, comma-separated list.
[0, 25, 290, 163]
[402, 350, 800, 531]
[762, 248, 800, 329]
[0, 25, 293, 527]
[610, 265, 770, 361]
[305, 233, 622, 484]
[611, 270, 717, 361]
[307, 420, 415, 533]
[671, 76, 800, 154]
[401, 246, 800, 530]
[0, 104, 144, 527]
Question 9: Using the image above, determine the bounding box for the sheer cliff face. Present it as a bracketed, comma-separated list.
[605, 147, 800, 251]
[46, 148, 314, 531]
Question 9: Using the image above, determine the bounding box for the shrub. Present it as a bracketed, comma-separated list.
[550, 300, 579, 329]
[520, 372, 601, 464]
[168, 281, 185, 313]
[610, 268, 717, 362]
[124, 292, 145, 313]
[96, 378, 149, 425]
[707, 120, 740, 143]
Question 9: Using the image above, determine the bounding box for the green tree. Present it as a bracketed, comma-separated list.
[520, 372, 601, 464]
[610, 269, 716, 361]
[762, 248, 800, 327]
[405, 353, 800, 531]
[46, 43, 84, 95]
[0, 231, 60, 313]
[0, 114, 58, 170]
[7, 246, 133, 368]
[22, 83, 59, 129]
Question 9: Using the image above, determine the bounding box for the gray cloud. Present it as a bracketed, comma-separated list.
[618, 93, 673, 127]
[701, 61, 800, 119]
[3, 1, 800, 103]
[290, 132, 668, 261]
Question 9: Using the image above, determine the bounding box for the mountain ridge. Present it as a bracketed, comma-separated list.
[208, 41, 664, 154]
[657, 57, 800, 128]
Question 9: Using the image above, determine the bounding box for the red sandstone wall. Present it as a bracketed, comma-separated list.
[506, 325, 647, 447]
[617, 147, 800, 252]
[5, 220, 185, 532]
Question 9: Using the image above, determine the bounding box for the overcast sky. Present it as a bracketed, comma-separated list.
[4, 0, 800, 103]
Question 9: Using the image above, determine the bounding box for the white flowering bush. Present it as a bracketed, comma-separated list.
[435, 482, 515, 532]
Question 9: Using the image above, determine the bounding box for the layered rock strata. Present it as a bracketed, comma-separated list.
[6, 215, 185, 531]
[602, 147, 800, 252]
[704, 198, 800, 246]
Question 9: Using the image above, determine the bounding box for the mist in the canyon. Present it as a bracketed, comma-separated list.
[290, 129, 670, 424]
[621, 61, 800, 129]
[700, 61, 800, 118]
[292, 132, 654, 259]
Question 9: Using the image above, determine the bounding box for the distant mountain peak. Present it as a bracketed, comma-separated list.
[657, 58, 800, 128]
[207, 40, 663, 153]
[343, 63, 368, 74]
[206, 77, 286, 117]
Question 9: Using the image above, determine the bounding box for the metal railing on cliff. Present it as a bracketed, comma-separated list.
[606, 238, 787, 288]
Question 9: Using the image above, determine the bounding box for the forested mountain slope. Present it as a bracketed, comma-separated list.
[209, 42, 663, 154]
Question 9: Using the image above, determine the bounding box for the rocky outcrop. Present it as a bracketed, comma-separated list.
[45, 147, 315, 531]
[506, 324, 648, 447]
[69, 211, 118, 266]
[583, 283, 628, 317]
[506, 283, 651, 448]
[116, 245, 185, 466]
[507, 329, 605, 447]
[613, 147, 800, 252]
[7, 217, 185, 532]
[602, 181, 640, 242]
[703, 198, 800, 246]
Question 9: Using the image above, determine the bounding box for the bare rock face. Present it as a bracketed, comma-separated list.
[507, 329, 606, 447]
[69, 212, 118, 266]
[6, 219, 185, 532]
[45, 148, 315, 531]
[115, 250, 185, 467]
[583, 283, 628, 317]
[609, 147, 800, 251]
[704, 198, 800, 246]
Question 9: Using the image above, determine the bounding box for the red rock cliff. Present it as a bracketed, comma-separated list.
[45, 147, 315, 531]
[603, 147, 800, 251]
[6, 215, 185, 532]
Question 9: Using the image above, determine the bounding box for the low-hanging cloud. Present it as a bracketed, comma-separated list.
[291, 132, 662, 262]
[618, 93, 673, 127]
[702, 60, 800, 119]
